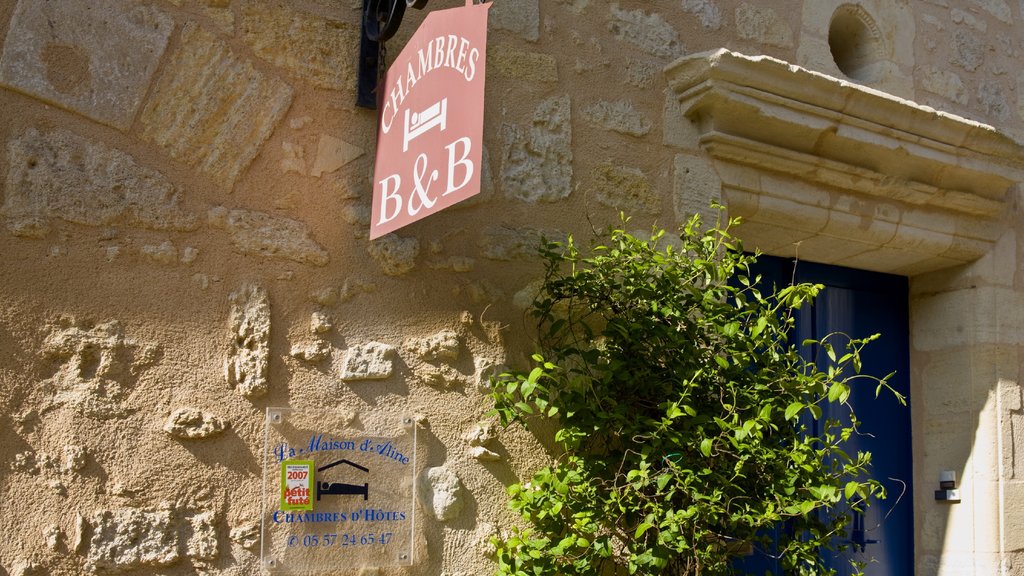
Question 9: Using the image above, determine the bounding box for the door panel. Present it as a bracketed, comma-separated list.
[736, 257, 913, 575]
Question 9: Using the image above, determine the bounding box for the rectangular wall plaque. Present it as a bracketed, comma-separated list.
[261, 408, 416, 573]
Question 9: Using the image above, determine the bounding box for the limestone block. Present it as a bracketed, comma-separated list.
[735, 4, 793, 48]
[341, 342, 396, 381]
[140, 24, 293, 189]
[607, 5, 684, 58]
[415, 364, 470, 388]
[2, 128, 198, 238]
[43, 318, 160, 418]
[681, 0, 723, 30]
[186, 511, 218, 561]
[280, 142, 306, 175]
[141, 241, 179, 265]
[488, 45, 558, 83]
[952, 29, 985, 72]
[673, 154, 722, 225]
[229, 523, 260, 550]
[310, 312, 333, 334]
[581, 100, 651, 137]
[462, 422, 497, 446]
[367, 234, 419, 275]
[501, 95, 573, 203]
[979, 80, 1011, 121]
[43, 525, 63, 551]
[479, 227, 548, 260]
[969, 0, 1013, 23]
[163, 408, 229, 439]
[489, 0, 540, 41]
[405, 330, 461, 362]
[418, 466, 464, 521]
[0, 0, 173, 130]
[9, 560, 43, 576]
[290, 340, 332, 363]
[63, 445, 87, 473]
[593, 164, 658, 215]
[240, 4, 358, 91]
[469, 446, 501, 461]
[208, 207, 329, 266]
[310, 135, 365, 178]
[921, 67, 968, 105]
[86, 508, 179, 572]
[225, 284, 271, 398]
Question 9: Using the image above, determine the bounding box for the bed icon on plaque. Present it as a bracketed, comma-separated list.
[280, 461, 314, 511]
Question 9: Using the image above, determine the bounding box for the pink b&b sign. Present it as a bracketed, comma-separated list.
[370, 1, 491, 239]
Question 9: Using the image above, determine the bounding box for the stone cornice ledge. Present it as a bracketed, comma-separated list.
[665, 50, 1024, 274]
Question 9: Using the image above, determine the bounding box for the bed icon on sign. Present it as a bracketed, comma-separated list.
[403, 98, 448, 152]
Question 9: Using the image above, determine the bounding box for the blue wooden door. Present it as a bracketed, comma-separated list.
[736, 257, 913, 575]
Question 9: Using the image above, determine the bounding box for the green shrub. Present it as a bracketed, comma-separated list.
[488, 213, 904, 576]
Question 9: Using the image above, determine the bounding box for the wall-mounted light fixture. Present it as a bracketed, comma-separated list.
[934, 470, 961, 503]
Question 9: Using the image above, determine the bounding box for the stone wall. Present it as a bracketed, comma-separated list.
[1, 1, 1023, 575]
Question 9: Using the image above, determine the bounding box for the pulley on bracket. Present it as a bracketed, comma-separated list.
[357, 0, 430, 108]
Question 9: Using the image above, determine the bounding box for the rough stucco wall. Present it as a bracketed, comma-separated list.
[0, 0, 1022, 575]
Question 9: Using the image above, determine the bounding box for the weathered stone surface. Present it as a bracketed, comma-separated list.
[462, 422, 497, 446]
[674, 154, 722, 226]
[2, 129, 198, 238]
[921, 67, 968, 105]
[501, 95, 573, 203]
[952, 28, 985, 72]
[419, 466, 464, 521]
[469, 446, 501, 461]
[593, 164, 658, 214]
[43, 525, 64, 551]
[186, 511, 218, 561]
[310, 135, 364, 178]
[341, 342, 396, 381]
[86, 508, 179, 572]
[582, 100, 651, 137]
[140, 24, 293, 188]
[735, 4, 793, 48]
[225, 284, 270, 398]
[0, 0, 173, 130]
[310, 312, 333, 334]
[163, 408, 229, 439]
[608, 6, 684, 58]
[64, 445, 87, 472]
[168, 0, 235, 33]
[229, 523, 259, 550]
[280, 142, 307, 175]
[405, 330, 461, 362]
[480, 227, 550, 260]
[681, 0, 723, 30]
[10, 560, 44, 576]
[208, 207, 329, 266]
[43, 318, 160, 418]
[367, 234, 419, 275]
[488, 45, 558, 83]
[969, 0, 1013, 23]
[141, 241, 179, 266]
[415, 364, 470, 388]
[428, 256, 476, 272]
[979, 80, 1011, 121]
[240, 4, 359, 91]
[489, 0, 540, 41]
[290, 340, 331, 363]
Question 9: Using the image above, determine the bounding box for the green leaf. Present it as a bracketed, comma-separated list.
[700, 438, 713, 457]
[634, 522, 654, 538]
[785, 402, 803, 420]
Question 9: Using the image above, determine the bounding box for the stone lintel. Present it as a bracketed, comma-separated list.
[665, 49, 1024, 274]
